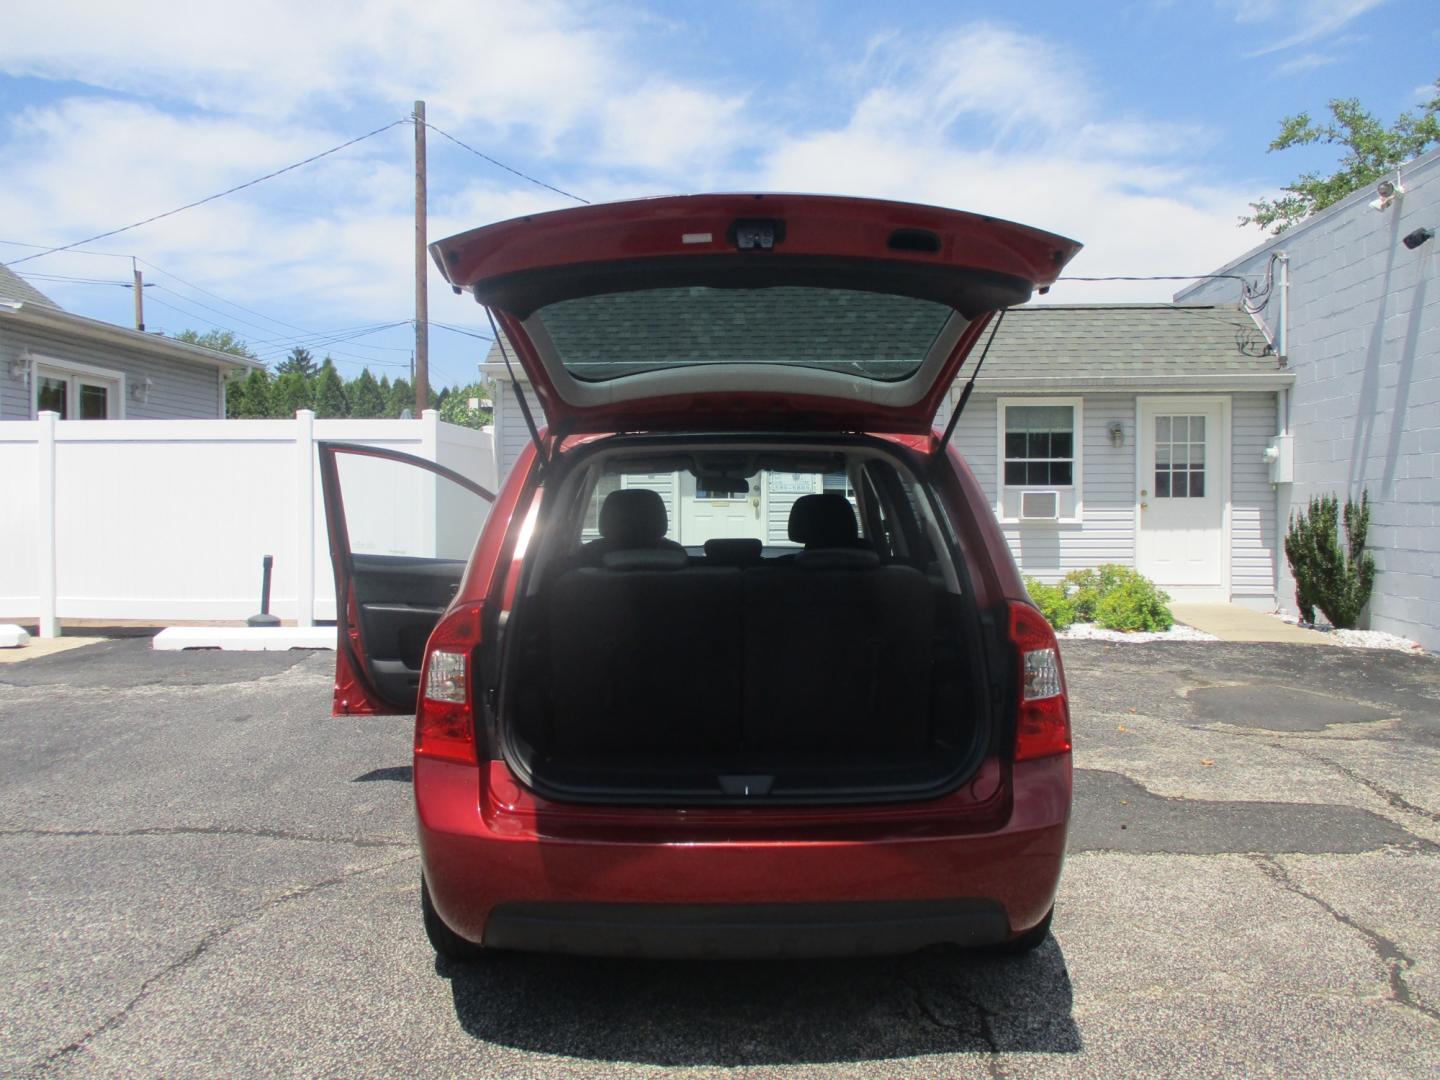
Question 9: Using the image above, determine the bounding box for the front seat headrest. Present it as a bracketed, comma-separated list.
[788, 493, 859, 548]
[598, 488, 671, 547]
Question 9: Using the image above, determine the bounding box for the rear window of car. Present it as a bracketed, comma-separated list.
[579, 465, 859, 548]
[533, 286, 954, 383]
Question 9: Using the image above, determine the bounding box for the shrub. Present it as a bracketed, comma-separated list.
[1284, 491, 1375, 628]
[1062, 564, 1147, 622]
[1094, 577, 1174, 632]
[1023, 577, 1075, 631]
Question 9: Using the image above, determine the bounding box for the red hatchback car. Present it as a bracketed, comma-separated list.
[319, 194, 1081, 961]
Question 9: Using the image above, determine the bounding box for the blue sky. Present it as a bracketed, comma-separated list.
[1, 0, 1435, 388]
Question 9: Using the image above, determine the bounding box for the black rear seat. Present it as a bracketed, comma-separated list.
[743, 496, 934, 754]
[545, 490, 935, 761]
[548, 491, 741, 756]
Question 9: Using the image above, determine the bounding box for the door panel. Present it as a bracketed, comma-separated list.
[1136, 400, 1225, 594]
[319, 442, 495, 716]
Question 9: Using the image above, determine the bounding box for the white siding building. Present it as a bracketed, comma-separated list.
[1179, 147, 1440, 650]
[483, 302, 1292, 607]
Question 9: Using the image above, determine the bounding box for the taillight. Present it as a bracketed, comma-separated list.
[1008, 600, 1071, 761]
[415, 602, 484, 765]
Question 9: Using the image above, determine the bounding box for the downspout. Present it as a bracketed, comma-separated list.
[1276, 251, 1290, 435]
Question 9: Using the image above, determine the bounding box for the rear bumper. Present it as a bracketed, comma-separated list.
[417, 754, 1070, 957]
[484, 899, 1009, 958]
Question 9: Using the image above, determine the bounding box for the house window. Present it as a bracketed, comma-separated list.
[695, 478, 748, 500]
[1154, 415, 1205, 498]
[1004, 404, 1074, 486]
[32, 360, 122, 420]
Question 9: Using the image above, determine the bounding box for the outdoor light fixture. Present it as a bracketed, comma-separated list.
[1370, 177, 1404, 211]
[1403, 227, 1434, 250]
[1109, 421, 1125, 447]
[9, 356, 30, 383]
[130, 376, 154, 403]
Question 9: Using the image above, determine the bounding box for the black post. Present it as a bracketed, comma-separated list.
[247, 555, 281, 628]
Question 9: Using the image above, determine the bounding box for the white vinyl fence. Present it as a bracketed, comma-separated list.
[0, 410, 496, 636]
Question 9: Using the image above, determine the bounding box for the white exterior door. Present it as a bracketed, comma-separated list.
[35, 362, 121, 419]
[1136, 398, 1227, 600]
[676, 471, 766, 545]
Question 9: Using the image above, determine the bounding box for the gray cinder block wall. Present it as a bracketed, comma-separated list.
[1179, 148, 1440, 650]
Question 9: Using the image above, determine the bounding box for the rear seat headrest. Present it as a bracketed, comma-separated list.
[598, 488, 670, 546]
[600, 548, 689, 571]
[788, 493, 859, 548]
[703, 538, 763, 565]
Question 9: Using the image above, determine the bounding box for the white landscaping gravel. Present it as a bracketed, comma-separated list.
[1058, 621, 1218, 643]
[1273, 613, 1427, 653]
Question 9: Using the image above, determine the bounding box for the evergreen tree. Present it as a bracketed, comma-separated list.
[235, 368, 273, 418]
[225, 374, 247, 418]
[271, 371, 315, 417]
[275, 346, 318, 379]
[313, 359, 349, 418]
[387, 377, 413, 417]
[346, 368, 387, 418]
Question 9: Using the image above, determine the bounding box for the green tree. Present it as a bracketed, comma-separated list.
[228, 367, 273, 418]
[438, 382, 494, 430]
[239, 374, 272, 420]
[1284, 492, 1376, 628]
[275, 346, 318, 379]
[313, 359, 349, 418]
[386, 376, 413, 417]
[1243, 80, 1440, 234]
[271, 371, 314, 417]
[346, 368, 387, 418]
[176, 328, 256, 358]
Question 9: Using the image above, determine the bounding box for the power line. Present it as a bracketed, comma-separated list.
[432, 321, 496, 343]
[14, 271, 142, 287]
[142, 294, 413, 370]
[3, 118, 410, 268]
[421, 120, 589, 205]
[0, 238, 134, 259]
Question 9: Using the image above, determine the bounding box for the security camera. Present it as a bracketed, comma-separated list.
[1402, 227, 1434, 250]
[1370, 177, 1404, 211]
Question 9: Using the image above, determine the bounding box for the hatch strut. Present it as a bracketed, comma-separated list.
[937, 308, 1007, 450]
[484, 307, 548, 466]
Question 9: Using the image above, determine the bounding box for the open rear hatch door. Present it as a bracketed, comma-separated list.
[432, 193, 1081, 437]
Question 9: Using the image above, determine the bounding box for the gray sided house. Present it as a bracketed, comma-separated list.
[483, 302, 1291, 607]
[0, 267, 259, 420]
[1179, 146, 1440, 651]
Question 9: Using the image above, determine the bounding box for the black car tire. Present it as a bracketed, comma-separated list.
[421, 875, 486, 963]
[990, 906, 1053, 956]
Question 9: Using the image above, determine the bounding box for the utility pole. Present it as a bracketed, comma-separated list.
[413, 99, 429, 416]
[132, 259, 144, 331]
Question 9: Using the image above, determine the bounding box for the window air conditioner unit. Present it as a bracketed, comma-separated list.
[1019, 490, 1060, 520]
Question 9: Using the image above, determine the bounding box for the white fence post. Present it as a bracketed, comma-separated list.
[294, 409, 316, 628]
[36, 411, 58, 638]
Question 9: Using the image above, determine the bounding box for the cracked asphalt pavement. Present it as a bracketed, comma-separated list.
[2, 637, 1438, 1077]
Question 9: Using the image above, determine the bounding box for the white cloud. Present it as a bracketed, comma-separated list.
[1, 4, 1273, 360]
[750, 24, 1255, 303]
[1273, 51, 1340, 74]
[1235, 0, 1387, 57]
